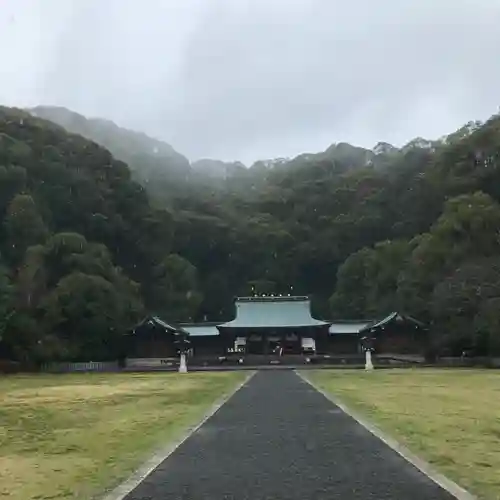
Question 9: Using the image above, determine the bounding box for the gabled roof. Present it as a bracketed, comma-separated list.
[359, 312, 425, 333]
[329, 321, 372, 335]
[149, 316, 179, 332]
[133, 316, 190, 336]
[218, 296, 329, 329]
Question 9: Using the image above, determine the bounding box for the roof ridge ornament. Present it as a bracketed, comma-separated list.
[235, 295, 310, 302]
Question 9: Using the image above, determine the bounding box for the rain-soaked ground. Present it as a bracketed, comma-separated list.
[123, 370, 455, 500]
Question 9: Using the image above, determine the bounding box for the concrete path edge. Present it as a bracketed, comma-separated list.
[101, 371, 256, 500]
[296, 370, 477, 500]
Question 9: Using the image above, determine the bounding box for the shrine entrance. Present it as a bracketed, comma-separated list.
[230, 328, 316, 356]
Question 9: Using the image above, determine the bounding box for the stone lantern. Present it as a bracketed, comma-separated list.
[360, 334, 375, 371]
[174, 330, 191, 373]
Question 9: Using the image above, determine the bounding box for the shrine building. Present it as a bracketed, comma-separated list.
[126, 295, 427, 365]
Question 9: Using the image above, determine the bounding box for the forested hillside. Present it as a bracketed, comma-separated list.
[0, 107, 200, 362]
[29, 106, 193, 205]
[0, 103, 499, 363]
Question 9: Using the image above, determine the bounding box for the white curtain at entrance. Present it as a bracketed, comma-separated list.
[234, 337, 246, 351]
[301, 337, 316, 352]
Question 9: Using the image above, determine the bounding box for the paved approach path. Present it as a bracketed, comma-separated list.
[124, 371, 455, 500]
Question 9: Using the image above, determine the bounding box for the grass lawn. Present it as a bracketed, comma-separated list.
[305, 369, 500, 500]
[0, 371, 247, 500]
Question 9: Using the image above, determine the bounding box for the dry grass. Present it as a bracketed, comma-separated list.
[0, 371, 246, 500]
[306, 368, 500, 500]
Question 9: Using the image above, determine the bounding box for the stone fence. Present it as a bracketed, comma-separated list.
[40, 361, 120, 373]
[2, 355, 500, 373]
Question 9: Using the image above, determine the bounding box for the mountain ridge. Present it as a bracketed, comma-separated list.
[29, 104, 454, 178]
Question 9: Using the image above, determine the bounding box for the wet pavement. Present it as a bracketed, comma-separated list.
[124, 370, 455, 500]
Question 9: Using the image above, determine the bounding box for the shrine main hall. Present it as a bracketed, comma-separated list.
[128, 295, 427, 365]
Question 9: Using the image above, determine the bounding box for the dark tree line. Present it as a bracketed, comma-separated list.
[0, 107, 198, 362]
[1, 105, 499, 362]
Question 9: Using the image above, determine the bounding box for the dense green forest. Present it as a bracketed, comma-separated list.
[1, 104, 499, 362]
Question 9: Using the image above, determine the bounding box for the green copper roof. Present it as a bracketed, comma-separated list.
[218, 296, 329, 329]
[329, 322, 371, 334]
[181, 325, 220, 337]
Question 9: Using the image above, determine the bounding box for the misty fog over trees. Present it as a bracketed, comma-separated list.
[1, 104, 500, 362]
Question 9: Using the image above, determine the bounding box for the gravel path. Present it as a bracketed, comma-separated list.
[124, 370, 455, 499]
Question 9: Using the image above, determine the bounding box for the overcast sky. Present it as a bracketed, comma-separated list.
[1, 0, 500, 164]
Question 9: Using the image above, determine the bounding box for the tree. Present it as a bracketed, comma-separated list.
[364, 240, 411, 316]
[3, 194, 48, 266]
[6, 231, 144, 361]
[330, 248, 372, 318]
[40, 272, 143, 360]
[474, 298, 500, 356]
[0, 164, 27, 214]
[149, 254, 202, 322]
[0, 261, 13, 341]
[431, 258, 500, 356]
[398, 192, 500, 319]
[330, 239, 411, 319]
